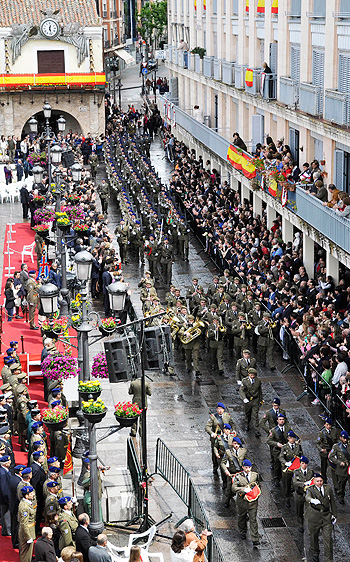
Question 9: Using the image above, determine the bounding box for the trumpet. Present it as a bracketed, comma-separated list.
[245, 314, 252, 330]
[219, 317, 227, 333]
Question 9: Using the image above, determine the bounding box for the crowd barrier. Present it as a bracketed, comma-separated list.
[127, 437, 144, 516]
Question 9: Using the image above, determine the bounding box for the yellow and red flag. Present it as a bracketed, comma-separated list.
[245, 68, 253, 87]
[257, 0, 265, 13]
[203, 0, 206, 10]
[246, 0, 249, 12]
[63, 440, 73, 475]
[194, 0, 197, 10]
[268, 178, 278, 197]
[227, 145, 256, 180]
[272, 0, 278, 14]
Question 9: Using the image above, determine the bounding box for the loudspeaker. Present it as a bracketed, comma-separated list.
[144, 325, 174, 370]
[104, 334, 142, 382]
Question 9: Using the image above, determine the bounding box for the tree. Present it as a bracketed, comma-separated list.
[137, 0, 167, 54]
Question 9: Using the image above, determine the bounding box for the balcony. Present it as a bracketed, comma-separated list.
[299, 83, 323, 116]
[222, 61, 234, 86]
[213, 59, 222, 81]
[234, 64, 245, 89]
[178, 50, 188, 69]
[324, 89, 350, 126]
[194, 54, 202, 74]
[261, 73, 277, 100]
[244, 68, 261, 95]
[280, 77, 299, 106]
[203, 56, 214, 78]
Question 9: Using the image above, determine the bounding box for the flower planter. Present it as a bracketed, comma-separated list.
[78, 389, 101, 401]
[99, 326, 117, 337]
[83, 409, 107, 424]
[58, 223, 71, 233]
[114, 412, 140, 427]
[43, 419, 68, 432]
[41, 328, 61, 339]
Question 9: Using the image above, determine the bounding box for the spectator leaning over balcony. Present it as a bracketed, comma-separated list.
[299, 162, 311, 182]
[322, 184, 340, 208]
[335, 196, 350, 218]
[311, 180, 328, 202]
[232, 132, 248, 152]
[178, 39, 189, 50]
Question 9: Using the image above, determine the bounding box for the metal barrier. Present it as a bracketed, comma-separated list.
[155, 439, 227, 562]
[127, 437, 143, 516]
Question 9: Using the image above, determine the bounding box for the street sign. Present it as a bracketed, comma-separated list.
[142, 68, 148, 75]
[155, 49, 166, 60]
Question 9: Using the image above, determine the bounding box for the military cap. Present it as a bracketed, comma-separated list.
[22, 467, 32, 475]
[231, 301, 239, 307]
[341, 430, 349, 439]
[58, 496, 72, 505]
[287, 431, 297, 439]
[4, 392, 13, 400]
[241, 284, 247, 289]
[247, 291, 253, 297]
[6, 358, 15, 365]
[47, 481, 59, 488]
[242, 349, 251, 354]
[209, 304, 217, 310]
[83, 457, 91, 464]
[32, 421, 43, 430]
[33, 440, 44, 447]
[273, 397, 281, 405]
[242, 459, 252, 467]
[247, 368, 257, 375]
[9, 362, 21, 371]
[223, 294, 232, 301]
[212, 315, 219, 321]
[213, 274, 219, 279]
[263, 312, 271, 318]
[32, 450, 44, 458]
[187, 315, 195, 321]
[14, 465, 26, 472]
[232, 437, 242, 445]
[238, 311, 245, 317]
[223, 423, 231, 430]
[16, 384, 27, 394]
[300, 456, 309, 464]
[234, 277, 240, 282]
[145, 271, 151, 275]
[31, 409, 40, 417]
[10, 341, 18, 346]
[145, 280, 152, 285]
[28, 400, 38, 407]
[51, 389, 61, 395]
[21, 485, 34, 495]
[29, 270, 36, 275]
[277, 413, 285, 419]
[192, 277, 198, 282]
[17, 373, 27, 380]
[224, 269, 230, 275]
[6, 348, 14, 355]
[47, 457, 58, 464]
[51, 400, 61, 407]
[0, 455, 10, 462]
[313, 473, 323, 479]
[324, 417, 332, 425]
[217, 402, 225, 409]
[49, 466, 61, 473]
[0, 426, 10, 435]
[3, 357, 12, 364]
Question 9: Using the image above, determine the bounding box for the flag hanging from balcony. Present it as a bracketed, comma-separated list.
[203, 0, 206, 10]
[227, 145, 256, 179]
[268, 178, 278, 197]
[257, 0, 265, 13]
[261, 175, 265, 191]
[246, 0, 249, 12]
[194, 0, 197, 11]
[245, 68, 253, 87]
[281, 184, 288, 207]
[272, 0, 278, 14]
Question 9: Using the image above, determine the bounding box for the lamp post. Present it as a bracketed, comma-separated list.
[38, 281, 60, 317]
[107, 281, 127, 322]
[71, 162, 82, 186]
[32, 165, 45, 194]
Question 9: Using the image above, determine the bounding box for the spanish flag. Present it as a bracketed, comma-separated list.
[246, 0, 249, 12]
[227, 145, 256, 180]
[268, 178, 278, 197]
[257, 0, 265, 13]
[272, 0, 278, 14]
[194, 0, 197, 10]
[204, 0, 206, 10]
[245, 68, 253, 87]
[63, 440, 73, 475]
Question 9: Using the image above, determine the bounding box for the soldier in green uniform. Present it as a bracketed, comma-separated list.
[44, 481, 61, 521]
[130, 221, 144, 264]
[186, 278, 204, 314]
[206, 275, 220, 302]
[1, 357, 12, 384]
[128, 376, 152, 437]
[232, 312, 249, 359]
[89, 151, 98, 179]
[26, 271, 39, 330]
[232, 460, 261, 545]
[16, 385, 30, 452]
[292, 456, 314, 532]
[239, 368, 263, 437]
[178, 315, 202, 375]
[305, 473, 337, 562]
[18, 485, 36, 562]
[206, 315, 225, 375]
[267, 414, 292, 487]
[221, 436, 247, 508]
[115, 218, 130, 264]
[144, 234, 159, 280]
[213, 424, 236, 487]
[159, 237, 173, 286]
[205, 403, 236, 474]
[316, 417, 339, 483]
[248, 302, 263, 352]
[235, 350, 257, 386]
[328, 430, 350, 504]
[224, 301, 240, 356]
[279, 430, 303, 508]
[178, 216, 190, 261]
[97, 178, 110, 214]
[256, 312, 276, 370]
[10, 341, 21, 366]
[43, 465, 63, 499]
[259, 397, 287, 467]
[53, 423, 69, 467]
[58, 496, 78, 550]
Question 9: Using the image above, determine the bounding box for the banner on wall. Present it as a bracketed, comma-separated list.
[246, 0, 249, 13]
[227, 145, 256, 179]
[204, 0, 206, 10]
[268, 178, 278, 197]
[245, 68, 253, 87]
[272, 0, 278, 14]
[257, 0, 265, 13]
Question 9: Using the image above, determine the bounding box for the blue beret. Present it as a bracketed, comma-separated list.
[58, 496, 71, 505]
[287, 431, 297, 438]
[300, 456, 309, 464]
[324, 417, 332, 425]
[6, 358, 15, 365]
[242, 459, 252, 467]
[341, 431, 349, 439]
[314, 473, 323, 479]
[232, 437, 242, 445]
[32, 421, 43, 429]
[21, 485, 34, 495]
[273, 397, 281, 405]
[10, 341, 18, 346]
[49, 466, 61, 473]
[83, 457, 90, 464]
[51, 388, 61, 394]
[29, 270, 36, 275]
[22, 467, 32, 475]
[47, 457, 58, 464]
[217, 402, 225, 409]
[223, 424, 231, 430]
[33, 440, 43, 447]
[135, 221, 140, 225]
[47, 481, 59, 488]
[3, 357, 11, 364]
[33, 450, 44, 458]
[0, 455, 10, 462]
[83, 451, 90, 457]
[14, 464, 26, 472]
[277, 413, 285, 419]
[51, 400, 61, 407]
[6, 348, 14, 354]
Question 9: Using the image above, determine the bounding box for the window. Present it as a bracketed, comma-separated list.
[269, 43, 278, 73]
[233, 0, 238, 15]
[313, 0, 326, 17]
[340, 0, 350, 12]
[102, 0, 107, 18]
[339, 53, 350, 93]
[312, 49, 325, 88]
[37, 50, 65, 73]
[213, 0, 217, 14]
[290, 0, 301, 16]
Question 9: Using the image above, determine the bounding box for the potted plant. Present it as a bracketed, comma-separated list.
[41, 317, 68, 338]
[42, 405, 69, 431]
[33, 194, 46, 207]
[34, 208, 55, 224]
[78, 380, 101, 400]
[73, 223, 90, 233]
[55, 212, 71, 232]
[71, 313, 82, 329]
[62, 205, 85, 223]
[82, 397, 107, 423]
[99, 317, 119, 337]
[91, 353, 109, 379]
[114, 401, 142, 427]
[33, 224, 50, 237]
[191, 47, 206, 59]
[66, 194, 81, 205]
[42, 354, 80, 382]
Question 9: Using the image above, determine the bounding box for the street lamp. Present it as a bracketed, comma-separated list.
[75, 250, 94, 282]
[71, 163, 82, 184]
[51, 144, 63, 166]
[32, 165, 44, 185]
[57, 115, 66, 133]
[28, 116, 38, 134]
[108, 281, 127, 312]
[43, 101, 52, 120]
[38, 282, 59, 315]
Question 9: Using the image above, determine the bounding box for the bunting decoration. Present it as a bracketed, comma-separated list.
[245, 68, 254, 87]
[272, 0, 278, 14]
[227, 145, 256, 179]
[261, 175, 265, 191]
[63, 440, 73, 475]
[257, 0, 265, 13]
[246, 0, 249, 12]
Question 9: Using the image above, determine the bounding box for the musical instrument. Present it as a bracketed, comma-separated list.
[179, 319, 205, 344]
[245, 484, 261, 502]
[245, 314, 252, 330]
[219, 317, 227, 334]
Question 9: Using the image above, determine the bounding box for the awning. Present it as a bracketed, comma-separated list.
[115, 49, 135, 65]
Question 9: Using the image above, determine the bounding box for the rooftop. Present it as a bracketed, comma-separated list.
[0, 0, 99, 28]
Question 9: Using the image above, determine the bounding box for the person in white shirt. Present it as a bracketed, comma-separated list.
[170, 531, 197, 562]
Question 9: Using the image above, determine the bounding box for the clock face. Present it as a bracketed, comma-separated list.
[41, 19, 60, 39]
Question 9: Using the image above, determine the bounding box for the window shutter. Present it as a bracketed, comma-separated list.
[340, 0, 350, 12]
[269, 43, 278, 73]
[289, 128, 299, 165]
[313, 0, 326, 16]
[314, 138, 323, 162]
[291, 45, 300, 82]
[233, 0, 238, 14]
[312, 49, 325, 114]
[37, 51, 65, 74]
[170, 77, 179, 105]
[334, 149, 345, 191]
[291, 0, 301, 15]
[339, 53, 350, 93]
[260, 39, 265, 65]
[252, 114, 264, 152]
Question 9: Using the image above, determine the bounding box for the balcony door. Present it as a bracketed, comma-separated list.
[37, 50, 65, 74]
[334, 149, 350, 194]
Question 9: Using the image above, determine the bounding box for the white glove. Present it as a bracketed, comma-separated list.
[27, 538, 33, 544]
[331, 516, 336, 525]
[71, 496, 78, 504]
[285, 461, 292, 468]
[310, 498, 321, 505]
[237, 381, 242, 386]
[211, 433, 216, 438]
[244, 487, 251, 493]
[243, 398, 249, 404]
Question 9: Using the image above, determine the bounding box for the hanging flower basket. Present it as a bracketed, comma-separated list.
[91, 353, 109, 379]
[58, 222, 71, 232]
[42, 354, 80, 381]
[73, 223, 90, 233]
[78, 381, 101, 401]
[99, 317, 119, 337]
[33, 195, 46, 207]
[42, 405, 69, 431]
[114, 401, 142, 427]
[82, 398, 107, 424]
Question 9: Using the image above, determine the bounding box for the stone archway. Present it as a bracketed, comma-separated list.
[21, 109, 83, 138]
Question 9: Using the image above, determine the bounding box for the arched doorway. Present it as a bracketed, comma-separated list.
[21, 109, 82, 138]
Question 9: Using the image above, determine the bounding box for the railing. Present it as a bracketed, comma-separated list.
[0, 72, 106, 89]
[194, 54, 202, 74]
[222, 61, 234, 85]
[155, 439, 227, 562]
[245, 68, 261, 95]
[280, 77, 300, 106]
[324, 89, 350, 126]
[262, 73, 277, 100]
[299, 82, 323, 116]
[234, 64, 245, 89]
[203, 56, 214, 78]
[127, 437, 143, 516]
[213, 58, 222, 81]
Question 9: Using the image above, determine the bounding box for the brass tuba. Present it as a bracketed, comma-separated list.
[179, 319, 205, 344]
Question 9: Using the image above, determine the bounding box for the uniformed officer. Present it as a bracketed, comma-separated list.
[207, 315, 225, 375]
[31, 449, 47, 534]
[186, 278, 204, 312]
[207, 275, 220, 302]
[232, 459, 261, 546]
[8, 464, 26, 549]
[0, 454, 12, 536]
[159, 236, 173, 286]
[115, 219, 130, 264]
[267, 414, 292, 487]
[316, 417, 339, 483]
[178, 216, 190, 261]
[10, 341, 21, 366]
[16, 385, 30, 452]
[232, 312, 249, 359]
[235, 350, 256, 385]
[1, 357, 12, 384]
[279, 430, 303, 507]
[213, 424, 237, 487]
[130, 221, 144, 263]
[305, 473, 337, 562]
[292, 456, 314, 532]
[17, 467, 35, 501]
[256, 312, 276, 370]
[328, 430, 350, 504]
[144, 233, 159, 280]
[18, 485, 36, 562]
[26, 271, 39, 330]
[58, 496, 78, 550]
[224, 301, 240, 355]
[0, 425, 15, 469]
[259, 398, 287, 467]
[178, 314, 202, 375]
[221, 435, 247, 508]
[44, 481, 60, 520]
[205, 403, 236, 474]
[53, 422, 69, 466]
[239, 368, 263, 437]
[248, 302, 263, 352]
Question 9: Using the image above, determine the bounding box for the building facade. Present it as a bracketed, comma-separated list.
[0, 0, 105, 137]
[165, 0, 350, 281]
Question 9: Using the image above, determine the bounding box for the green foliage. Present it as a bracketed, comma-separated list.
[191, 47, 206, 59]
[137, 0, 167, 43]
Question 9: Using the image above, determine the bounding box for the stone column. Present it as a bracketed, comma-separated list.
[266, 204, 277, 229]
[282, 216, 294, 243]
[253, 193, 263, 218]
[302, 233, 315, 279]
[241, 182, 250, 202]
[326, 251, 339, 286]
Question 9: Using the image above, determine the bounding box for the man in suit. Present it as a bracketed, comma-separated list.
[34, 526, 56, 562]
[101, 266, 113, 316]
[0, 455, 12, 536]
[26, 270, 39, 330]
[30, 450, 46, 534]
[232, 460, 261, 546]
[88, 534, 112, 562]
[8, 464, 26, 548]
[239, 368, 263, 437]
[75, 513, 97, 562]
[305, 473, 337, 562]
